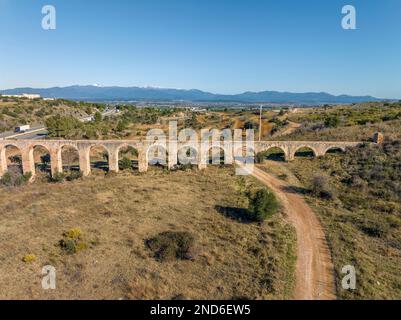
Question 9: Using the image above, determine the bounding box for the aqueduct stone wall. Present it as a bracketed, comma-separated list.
[255, 141, 361, 161]
[0, 139, 363, 178]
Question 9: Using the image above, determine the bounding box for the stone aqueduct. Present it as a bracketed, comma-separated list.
[0, 139, 362, 178]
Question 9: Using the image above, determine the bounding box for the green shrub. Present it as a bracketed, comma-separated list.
[14, 172, 32, 186]
[256, 152, 266, 164]
[248, 189, 279, 222]
[0, 172, 13, 186]
[359, 220, 391, 238]
[145, 231, 195, 262]
[310, 175, 336, 199]
[0, 171, 31, 187]
[119, 157, 132, 170]
[66, 171, 83, 181]
[59, 228, 88, 254]
[50, 172, 66, 183]
[178, 163, 193, 171]
[324, 116, 340, 128]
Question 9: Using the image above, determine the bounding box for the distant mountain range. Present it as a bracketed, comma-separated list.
[0, 85, 387, 104]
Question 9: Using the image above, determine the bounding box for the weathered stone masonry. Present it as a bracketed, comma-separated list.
[0, 139, 363, 178]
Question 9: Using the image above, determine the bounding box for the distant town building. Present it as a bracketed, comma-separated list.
[2, 93, 41, 99]
[189, 107, 207, 113]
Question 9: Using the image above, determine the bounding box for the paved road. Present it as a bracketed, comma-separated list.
[0, 108, 119, 141]
[14, 129, 49, 140]
[0, 126, 47, 141]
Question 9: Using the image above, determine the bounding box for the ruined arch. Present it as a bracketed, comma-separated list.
[60, 144, 80, 172]
[177, 145, 199, 166]
[147, 144, 168, 167]
[325, 146, 346, 155]
[234, 146, 256, 164]
[89, 144, 110, 173]
[117, 143, 139, 170]
[3, 144, 23, 174]
[258, 146, 286, 162]
[29, 144, 51, 175]
[293, 146, 317, 158]
[207, 145, 227, 165]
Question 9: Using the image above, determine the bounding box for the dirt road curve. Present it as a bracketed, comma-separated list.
[271, 121, 301, 138]
[251, 166, 336, 300]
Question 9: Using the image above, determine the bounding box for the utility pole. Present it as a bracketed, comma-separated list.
[259, 104, 263, 141]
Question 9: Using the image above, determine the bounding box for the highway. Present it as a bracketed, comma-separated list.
[0, 126, 48, 141]
[0, 108, 119, 141]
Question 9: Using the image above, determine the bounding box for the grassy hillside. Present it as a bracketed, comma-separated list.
[0, 167, 296, 299]
[280, 138, 401, 299]
[278, 101, 401, 141]
[0, 96, 105, 132]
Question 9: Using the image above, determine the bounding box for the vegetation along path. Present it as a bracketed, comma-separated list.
[250, 165, 336, 300]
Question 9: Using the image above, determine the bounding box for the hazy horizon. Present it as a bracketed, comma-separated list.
[0, 84, 397, 100]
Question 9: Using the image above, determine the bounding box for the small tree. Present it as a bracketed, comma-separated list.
[324, 116, 340, 128]
[119, 157, 132, 170]
[311, 175, 336, 199]
[248, 189, 279, 222]
[94, 111, 102, 123]
[0, 172, 13, 186]
[116, 120, 126, 133]
[50, 172, 66, 183]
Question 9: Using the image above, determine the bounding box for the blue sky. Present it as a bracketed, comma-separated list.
[0, 0, 400, 98]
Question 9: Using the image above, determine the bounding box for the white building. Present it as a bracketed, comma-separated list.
[2, 93, 41, 99]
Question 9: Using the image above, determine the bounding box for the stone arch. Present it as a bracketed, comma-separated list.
[207, 145, 227, 165]
[293, 145, 317, 159]
[147, 144, 168, 167]
[59, 144, 80, 172]
[257, 146, 286, 162]
[177, 145, 199, 166]
[89, 144, 110, 173]
[234, 145, 256, 164]
[29, 144, 51, 175]
[1, 144, 23, 175]
[325, 146, 346, 154]
[117, 143, 139, 171]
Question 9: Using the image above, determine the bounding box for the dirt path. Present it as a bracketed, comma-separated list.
[271, 121, 301, 138]
[250, 165, 336, 300]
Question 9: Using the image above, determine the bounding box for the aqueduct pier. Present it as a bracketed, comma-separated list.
[0, 139, 364, 178]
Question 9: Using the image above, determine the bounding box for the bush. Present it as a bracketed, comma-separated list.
[0, 171, 31, 187]
[145, 231, 195, 262]
[119, 157, 132, 170]
[50, 172, 66, 183]
[0, 172, 13, 186]
[22, 253, 37, 263]
[66, 171, 83, 181]
[359, 220, 391, 238]
[256, 152, 266, 164]
[59, 228, 88, 254]
[324, 116, 340, 128]
[310, 175, 336, 199]
[14, 172, 32, 186]
[248, 189, 279, 222]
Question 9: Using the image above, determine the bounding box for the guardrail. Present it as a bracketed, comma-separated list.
[0, 127, 46, 140]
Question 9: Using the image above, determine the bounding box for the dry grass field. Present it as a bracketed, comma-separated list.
[0, 166, 296, 300]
